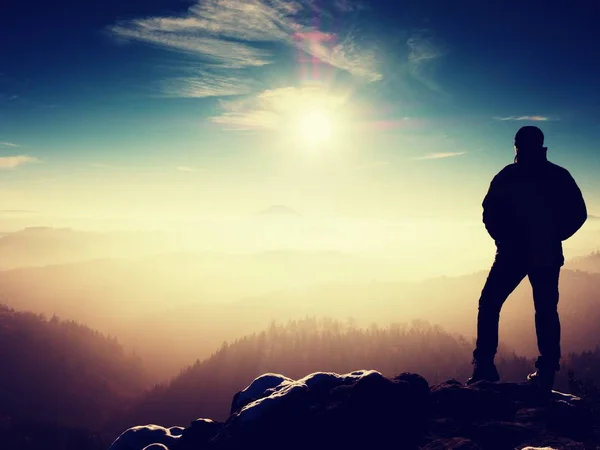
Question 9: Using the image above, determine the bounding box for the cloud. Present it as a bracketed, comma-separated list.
[333, 0, 367, 12]
[211, 85, 349, 130]
[0, 155, 40, 169]
[162, 72, 255, 98]
[111, 25, 272, 68]
[110, 0, 382, 89]
[212, 110, 282, 131]
[494, 116, 550, 121]
[294, 31, 382, 82]
[176, 166, 198, 172]
[139, 0, 297, 41]
[413, 152, 466, 160]
[0, 142, 19, 148]
[407, 32, 446, 92]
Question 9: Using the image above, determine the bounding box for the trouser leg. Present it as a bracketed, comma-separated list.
[473, 258, 527, 362]
[528, 266, 561, 371]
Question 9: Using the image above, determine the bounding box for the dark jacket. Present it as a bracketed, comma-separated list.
[482, 153, 587, 267]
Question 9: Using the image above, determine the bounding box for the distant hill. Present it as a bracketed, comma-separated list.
[0, 305, 148, 430]
[118, 265, 600, 381]
[0, 250, 424, 381]
[222, 268, 600, 360]
[1, 250, 600, 383]
[0, 227, 172, 270]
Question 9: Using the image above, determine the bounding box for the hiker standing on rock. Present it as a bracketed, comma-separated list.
[467, 126, 587, 390]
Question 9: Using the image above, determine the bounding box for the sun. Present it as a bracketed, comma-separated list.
[296, 109, 334, 144]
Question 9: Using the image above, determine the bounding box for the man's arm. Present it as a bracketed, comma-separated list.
[558, 171, 587, 241]
[482, 175, 509, 242]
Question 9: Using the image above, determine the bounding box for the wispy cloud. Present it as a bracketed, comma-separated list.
[333, 0, 367, 12]
[212, 110, 282, 131]
[0, 155, 40, 169]
[211, 85, 349, 130]
[494, 116, 550, 121]
[176, 166, 199, 172]
[413, 152, 466, 160]
[142, 0, 296, 41]
[111, 25, 272, 68]
[162, 72, 256, 98]
[110, 0, 382, 96]
[294, 31, 382, 82]
[407, 31, 446, 92]
[0, 142, 19, 148]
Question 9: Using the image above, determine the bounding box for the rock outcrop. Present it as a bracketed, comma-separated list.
[110, 370, 597, 450]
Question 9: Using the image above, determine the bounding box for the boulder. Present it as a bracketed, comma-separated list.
[109, 425, 182, 450]
[177, 418, 223, 450]
[229, 373, 293, 415]
[430, 381, 517, 421]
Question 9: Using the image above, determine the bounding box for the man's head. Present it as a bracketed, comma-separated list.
[514, 126, 547, 162]
[515, 126, 544, 149]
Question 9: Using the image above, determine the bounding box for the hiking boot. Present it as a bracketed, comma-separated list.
[466, 360, 500, 385]
[527, 369, 555, 391]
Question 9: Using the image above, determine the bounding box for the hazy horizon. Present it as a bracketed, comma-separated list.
[0, 211, 598, 277]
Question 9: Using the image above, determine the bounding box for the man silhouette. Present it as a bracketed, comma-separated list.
[467, 126, 587, 390]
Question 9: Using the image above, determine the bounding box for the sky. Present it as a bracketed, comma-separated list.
[1, 0, 599, 232]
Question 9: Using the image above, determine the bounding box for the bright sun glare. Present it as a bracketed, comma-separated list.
[296, 109, 334, 144]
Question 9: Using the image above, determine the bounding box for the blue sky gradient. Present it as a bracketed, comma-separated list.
[1, 0, 599, 224]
